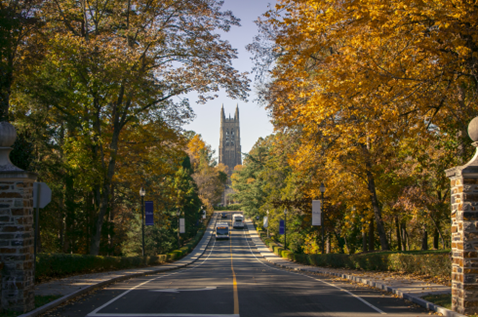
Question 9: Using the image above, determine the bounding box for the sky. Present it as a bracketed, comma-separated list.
[184, 0, 277, 161]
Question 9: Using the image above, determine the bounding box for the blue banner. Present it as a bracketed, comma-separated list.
[279, 219, 285, 235]
[145, 201, 154, 226]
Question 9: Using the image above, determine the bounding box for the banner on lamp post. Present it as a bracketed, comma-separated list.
[279, 219, 285, 235]
[263, 216, 268, 228]
[145, 201, 154, 226]
[179, 218, 185, 233]
[312, 200, 321, 226]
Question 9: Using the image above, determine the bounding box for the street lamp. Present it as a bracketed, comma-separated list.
[284, 208, 288, 250]
[266, 210, 270, 238]
[320, 182, 326, 254]
[177, 209, 181, 248]
[139, 187, 146, 257]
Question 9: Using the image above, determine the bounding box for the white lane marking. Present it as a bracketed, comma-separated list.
[150, 287, 217, 293]
[85, 313, 239, 317]
[87, 230, 218, 317]
[242, 225, 386, 315]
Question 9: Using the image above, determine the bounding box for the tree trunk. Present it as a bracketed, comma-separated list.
[421, 224, 428, 250]
[395, 216, 401, 251]
[433, 227, 439, 249]
[90, 101, 123, 255]
[0, 48, 14, 122]
[326, 233, 330, 254]
[369, 217, 375, 252]
[401, 222, 407, 251]
[364, 164, 390, 250]
[362, 226, 367, 252]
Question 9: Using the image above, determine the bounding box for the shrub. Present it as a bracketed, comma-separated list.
[36, 229, 206, 281]
[259, 233, 450, 277]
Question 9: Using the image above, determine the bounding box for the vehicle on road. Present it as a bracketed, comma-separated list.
[221, 212, 227, 218]
[232, 213, 244, 229]
[215, 222, 229, 239]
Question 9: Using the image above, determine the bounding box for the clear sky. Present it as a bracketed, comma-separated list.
[184, 0, 276, 162]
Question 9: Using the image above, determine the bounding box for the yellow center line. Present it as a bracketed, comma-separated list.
[230, 232, 239, 315]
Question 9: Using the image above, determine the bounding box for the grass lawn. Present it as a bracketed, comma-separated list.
[422, 293, 451, 310]
[0, 295, 62, 317]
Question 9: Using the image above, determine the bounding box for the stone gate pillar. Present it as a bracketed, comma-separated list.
[0, 122, 37, 313]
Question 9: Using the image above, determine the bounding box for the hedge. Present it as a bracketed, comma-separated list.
[36, 227, 206, 281]
[257, 229, 451, 277]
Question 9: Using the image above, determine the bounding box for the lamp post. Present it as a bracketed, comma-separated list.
[177, 209, 181, 248]
[139, 187, 146, 257]
[266, 210, 270, 238]
[284, 208, 288, 250]
[320, 182, 326, 254]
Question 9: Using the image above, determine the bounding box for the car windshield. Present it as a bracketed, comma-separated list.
[217, 228, 228, 235]
[235, 219, 242, 222]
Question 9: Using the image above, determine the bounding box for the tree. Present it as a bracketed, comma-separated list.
[245, 0, 478, 251]
[186, 134, 226, 211]
[12, 0, 249, 254]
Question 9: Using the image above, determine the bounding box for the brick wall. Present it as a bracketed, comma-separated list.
[0, 180, 35, 313]
[0, 261, 3, 313]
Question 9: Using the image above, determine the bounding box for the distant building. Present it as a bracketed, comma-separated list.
[219, 104, 242, 205]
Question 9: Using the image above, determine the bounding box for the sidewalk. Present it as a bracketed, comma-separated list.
[19, 216, 218, 317]
[244, 219, 462, 317]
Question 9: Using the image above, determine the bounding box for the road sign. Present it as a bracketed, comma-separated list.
[263, 216, 268, 228]
[279, 219, 285, 235]
[312, 200, 321, 226]
[33, 182, 51, 209]
[145, 201, 154, 226]
[180, 218, 185, 233]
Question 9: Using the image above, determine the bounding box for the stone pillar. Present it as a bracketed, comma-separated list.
[446, 116, 478, 314]
[0, 122, 37, 313]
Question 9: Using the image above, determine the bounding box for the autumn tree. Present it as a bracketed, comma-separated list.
[187, 133, 227, 212]
[244, 0, 478, 251]
[12, 0, 249, 254]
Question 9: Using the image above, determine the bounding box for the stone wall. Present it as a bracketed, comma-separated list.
[0, 180, 35, 313]
[0, 261, 3, 313]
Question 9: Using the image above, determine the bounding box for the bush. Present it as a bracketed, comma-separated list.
[36, 229, 206, 281]
[214, 204, 241, 211]
[258, 230, 451, 277]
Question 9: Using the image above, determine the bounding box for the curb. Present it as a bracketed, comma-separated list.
[19, 217, 218, 317]
[246, 221, 464, 317]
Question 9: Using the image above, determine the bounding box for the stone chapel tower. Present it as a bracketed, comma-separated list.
[219, 104, 242, 173]
[218, 104, 242, 205]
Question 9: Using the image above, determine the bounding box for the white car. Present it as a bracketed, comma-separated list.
[232, 214, 244, 229]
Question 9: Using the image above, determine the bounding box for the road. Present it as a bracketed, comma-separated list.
[42, 211, 431, 317]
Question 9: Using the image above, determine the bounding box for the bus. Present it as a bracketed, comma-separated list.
[215, 222, 229, 239]
[232, 214, 244, 229]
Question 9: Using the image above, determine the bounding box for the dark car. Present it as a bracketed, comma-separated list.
[222, 212, 227, 218]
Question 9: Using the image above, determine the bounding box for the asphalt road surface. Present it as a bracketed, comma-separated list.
[42, 212, 431, 317]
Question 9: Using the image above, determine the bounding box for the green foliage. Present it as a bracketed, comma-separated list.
[35, 253, 167, 282]
[36, 228, 206, 281]
[259, 228, 450, 277]
[121, 213, 177, 257]
[214, 204, 241, 211]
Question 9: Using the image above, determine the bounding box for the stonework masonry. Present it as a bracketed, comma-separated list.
[0, 261, 3, 312]
[0, 122, 37, 313]
[219, 104, 242, 205]
[447, 139, 478, 314]
[0, 178, 36, 312]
